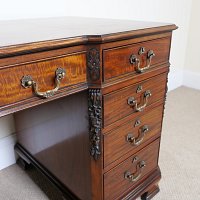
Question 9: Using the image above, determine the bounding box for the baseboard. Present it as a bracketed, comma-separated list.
[168, 68, 183, 91]
[168, 69, 200, 91]
[0, 134, 17, 170]
[183, 70, 200, 90]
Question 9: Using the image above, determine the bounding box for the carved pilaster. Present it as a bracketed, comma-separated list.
[87, 48, 100, 81]
[88, 89, 102, 160]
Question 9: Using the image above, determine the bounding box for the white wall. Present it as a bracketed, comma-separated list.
[0, 0, 194, 169]
[0, 0, 193, 89]
[183, 0, 200, 90]
[0, 115, 16, 170]
[185, 0, 200, 73]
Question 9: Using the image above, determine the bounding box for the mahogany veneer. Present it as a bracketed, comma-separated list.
[104, 104, 164, 168]
[103, 73, 167, 126]
[104, 139, 160, 200]
[103, 37, 171, 80]
[0, 52, 87, 106]
[0, 17, 177, 200]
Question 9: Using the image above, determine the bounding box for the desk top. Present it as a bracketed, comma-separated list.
[0, 17, 177, 58]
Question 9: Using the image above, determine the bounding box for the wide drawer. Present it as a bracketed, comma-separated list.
[104, 104, 163, 168]
[103, 73, 167, 126]
[103, 37, 171, 81]
[104, 139, 160, 200]
[0, 52, 86, 107]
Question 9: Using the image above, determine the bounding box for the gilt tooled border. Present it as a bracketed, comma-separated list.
[88, 89, 102, 160]
[87, 48, 100, 81]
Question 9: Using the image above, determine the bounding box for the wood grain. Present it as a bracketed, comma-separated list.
[103, 73, 167, 126]
[14, 91, 92, 200]
[102, 100, 164, 134]
[0, 45, 87, 69]
[103, 37, 171, 80]
[104, 139, 160, 200]
[102, 64, 169, 94]
[3, 17, 177, 200]
[0, 52, 86, 107]
[104, 104, 163, 168]
[121, 167, 161, 200]
[0, 17, 177, 58]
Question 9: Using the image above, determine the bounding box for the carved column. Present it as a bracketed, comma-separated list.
[88, 89, 102, 160]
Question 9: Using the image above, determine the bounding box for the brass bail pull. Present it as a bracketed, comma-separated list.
[130, 48, 155, 73]
[124, 160, 146, 182]
[127, 125, 149, 146]
[21, 67, 66, 99]
[127, 90, 152, 112]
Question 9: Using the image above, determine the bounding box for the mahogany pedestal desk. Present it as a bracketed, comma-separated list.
[0, 17, 177, 200]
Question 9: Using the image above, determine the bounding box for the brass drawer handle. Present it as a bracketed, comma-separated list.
[127, 125, 149, 146]
[130, 48, 155, 73]
[21, 68, 66, 99]
[127, 90, 152, 112]
[124, 160, 146, 182]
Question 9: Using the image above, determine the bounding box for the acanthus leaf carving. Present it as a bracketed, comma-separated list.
[87, 48, 100, 81]
[88, 89, 102, 160]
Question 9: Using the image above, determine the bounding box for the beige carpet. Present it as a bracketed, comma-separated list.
[0, 86, 200, 200]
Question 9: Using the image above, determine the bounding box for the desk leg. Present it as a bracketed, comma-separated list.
[16, 157, 31, 170]
[141, 184, 160, 200]
[15, 144, 31, 170]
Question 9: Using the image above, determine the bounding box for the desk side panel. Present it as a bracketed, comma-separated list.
[14, 91, 92, 200]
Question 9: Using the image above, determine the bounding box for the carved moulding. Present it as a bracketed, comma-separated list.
[87, 48, 100, 81]
[88, 89, 102, 160]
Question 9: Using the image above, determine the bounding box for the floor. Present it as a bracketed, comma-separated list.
[0, 87, 200, 200]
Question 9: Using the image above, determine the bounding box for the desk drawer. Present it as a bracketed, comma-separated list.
[0, 52, 86, 107]
[104, 139, 160, 200]
[103, 73, 167, 126]
[103, 37, 170, 81]
[104, 104, 163, 168]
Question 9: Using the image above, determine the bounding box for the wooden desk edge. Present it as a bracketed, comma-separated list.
[0, 24, 177, 58]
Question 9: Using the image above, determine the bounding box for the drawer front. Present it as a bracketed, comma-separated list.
[104, 139, 160, 200]
[103, 73, 167, 126]
[0, 53, 86, 107]
[103, 37, 170, 81]
[104, 104, 163, 168]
